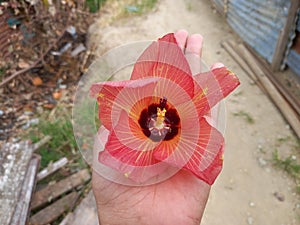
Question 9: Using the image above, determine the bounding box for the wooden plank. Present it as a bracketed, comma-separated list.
[0, 141, 34, 225]
[29, 192, 79, 225]
[245, 43, 300, 116]
[234, 42, 300, 138]
[65, 191, 99, 225]
[271, 0, 300, 71]
[32, 135, 52, 152]
[210, 0, 226, 17]
[37, 157, 68, 181]
[10, 155, 40, 225]
[31, 169, 90, 210]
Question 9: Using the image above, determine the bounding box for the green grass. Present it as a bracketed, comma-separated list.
[0, 67, 6, 81]
[232, 110, 255, 124]
[138, 0, 157, 10]
[272, 149, 300, 193]
[28, 118, 86, 170]
[185, 2, 192, 11]
[125, 0, 158, 14]
[86, 0, 107, 13]
[233, 91, 243, 96]
[277, 136, 291, 143]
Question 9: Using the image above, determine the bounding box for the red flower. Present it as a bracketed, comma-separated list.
[90, 33, 240, 185]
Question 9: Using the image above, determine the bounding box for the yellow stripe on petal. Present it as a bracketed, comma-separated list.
[194, 87, 208, 101]
[98, 93, 105, 98]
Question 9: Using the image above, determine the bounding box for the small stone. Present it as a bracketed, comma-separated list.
[257, 144, 262, 150]
[291, 155, 296, 160]
[0, 110, 4, 116]
[21, 122, 30, 130]
[59, 84, 67, 89]
[36, 106, 44, 114]
[265, 168, 271, 173]
[247, 216, 254, 224]
[66, 25, 76, 37]
[249, 202, 255, 207]
[258, 157, 267, 167]
[29, 118, 39, 126]
[273, 192, 285, 202]
[24, 111, 33, 116]
[11, 137, 20, 143]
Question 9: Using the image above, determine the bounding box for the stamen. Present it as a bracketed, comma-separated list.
[156, 107, 166, 125]
[138, 98, 180, 142]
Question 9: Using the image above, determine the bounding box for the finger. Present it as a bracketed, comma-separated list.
[185, 34, 203, 75]
[174, 29, 189, 51]
[185, 34, 203, 57]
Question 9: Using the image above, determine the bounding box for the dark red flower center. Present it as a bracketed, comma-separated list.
[138, 97, 180, 142]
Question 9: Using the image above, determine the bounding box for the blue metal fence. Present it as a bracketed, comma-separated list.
[226, 0, 291, 63]
[286, 10, 300, 77]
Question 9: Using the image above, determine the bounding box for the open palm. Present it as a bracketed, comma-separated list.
[92, 30, 211, 225]
[93, 169, 210, 225]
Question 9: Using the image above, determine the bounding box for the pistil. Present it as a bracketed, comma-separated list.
[138, 97, 180, 142]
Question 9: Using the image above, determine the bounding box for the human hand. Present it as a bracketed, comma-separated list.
[92, 30, 211, 225]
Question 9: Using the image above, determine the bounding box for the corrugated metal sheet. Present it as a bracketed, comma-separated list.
[287, 49, 300, 77]
[286, 10, 300, 77]
[227, 0, 291, 63]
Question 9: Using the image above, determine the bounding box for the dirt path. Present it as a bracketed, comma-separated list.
[85, 0, 300, 224]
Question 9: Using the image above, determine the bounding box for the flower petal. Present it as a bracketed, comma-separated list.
[153, 101, 201, 168]
[95, 125, 173, 184]
[158, 33, 178, 43]
[104, 110, 160, 166]
[154, 77, 195, 107]
[90, 78, 159, 130]
[131, 33, 195, 99]
[154, 116, 223, 185]
[182, 117, 224, 185]
[192, 65, 240, 117]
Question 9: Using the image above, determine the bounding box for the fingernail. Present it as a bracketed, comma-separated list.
[175, 30, 189, 50]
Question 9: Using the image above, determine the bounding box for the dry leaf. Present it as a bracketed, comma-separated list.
[18, 61, 30, 69]
[43, 103, 55, 109]
[32, 77, 43, 86]
[52, 91, 62, 99]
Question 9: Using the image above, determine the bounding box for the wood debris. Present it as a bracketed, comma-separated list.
[29, 192, 79, 225]
[37, 157, 68, 181]
[0, 0, 96, 142]
[31, 169, 90, 210]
